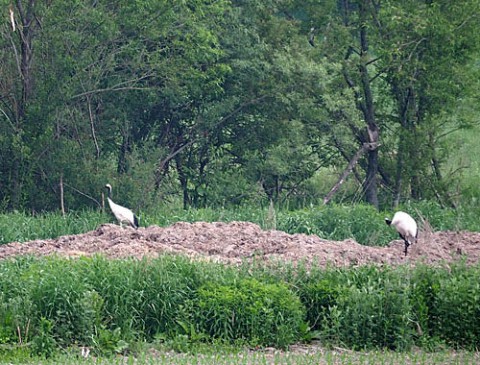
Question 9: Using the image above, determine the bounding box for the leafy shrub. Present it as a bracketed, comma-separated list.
[408, 265, 442, 343]
[320, 266, 414, 350]
[431, 263, 480, 349]
[31, 318, 56, 358]
[188, 278, 307, 348]
[299, 279, 340, 331]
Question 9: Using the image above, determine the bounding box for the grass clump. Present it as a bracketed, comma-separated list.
[1, 254, 480, 361]
[323, 266, 414, 350]
[263, 260, 480, 351]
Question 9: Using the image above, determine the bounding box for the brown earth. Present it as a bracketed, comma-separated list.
[1, 221, 480, 267]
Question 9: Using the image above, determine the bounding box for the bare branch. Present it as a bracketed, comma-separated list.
[7, 33, 22, 78]
[0, 106, 16, 131]
[72, 74, 155, 99]
[15, 0, 25, 22]
[324, 143, 369, 204]
[369, 67, 387, 83]
[9, 4, 16, 31]
[366, 56, 381, 66]
[63, 182, 102, 207]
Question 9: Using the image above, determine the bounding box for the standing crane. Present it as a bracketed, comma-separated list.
[105, 184, 139, 228]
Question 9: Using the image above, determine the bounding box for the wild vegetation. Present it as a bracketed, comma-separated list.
[1, 0, 480, 363]
[1, 253, 480, 360]
[0, 202, 479, 362]
[1, 200, 480, 246]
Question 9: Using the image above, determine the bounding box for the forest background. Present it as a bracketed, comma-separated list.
[1, 0, 479, 213]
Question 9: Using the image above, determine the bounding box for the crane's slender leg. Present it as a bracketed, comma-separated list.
[404, 240, 409, 256]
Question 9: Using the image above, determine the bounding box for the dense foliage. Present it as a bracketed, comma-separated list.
[1, 254, 480, 358]
[0, 0, 479, 212]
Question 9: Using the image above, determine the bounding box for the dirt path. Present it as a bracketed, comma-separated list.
[1, 222, 479, 267]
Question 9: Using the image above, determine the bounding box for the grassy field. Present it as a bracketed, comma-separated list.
[7, 347, 480, 365]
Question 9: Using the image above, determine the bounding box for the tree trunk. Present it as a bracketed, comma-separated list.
[60, 173, 65, 216]
[339, 0, 380, 209]
[364, 147, 379, 208]
[117, 133, 130, 174]
[358, 0, 379, 209]
[175, 154, 190, 209]
[8, 0, 37, 209]
[10, 156, 21, 210]
[18, 0, 36, 119]
[391, 83, 421, 204]
[393, 138, 405, 208]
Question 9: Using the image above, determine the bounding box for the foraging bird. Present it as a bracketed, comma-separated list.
[385, 211, 418, 256]
[105, 184, 139, 228]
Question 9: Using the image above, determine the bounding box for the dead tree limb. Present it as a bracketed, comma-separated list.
[323, 142, 378, 204]
[60, 173, 65, 216]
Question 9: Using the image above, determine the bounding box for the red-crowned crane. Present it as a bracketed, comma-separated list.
[385, 211, 418, 256]
[105, 184, 139, 228]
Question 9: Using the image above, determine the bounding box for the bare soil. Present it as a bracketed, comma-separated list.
[1, 221, 480, 267]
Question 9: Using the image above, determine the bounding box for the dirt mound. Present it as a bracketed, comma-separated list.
[1, 222, 480, 267]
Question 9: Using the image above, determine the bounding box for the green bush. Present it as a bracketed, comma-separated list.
[432, 264, 480, 349]
[408, 265, 442, 343]
[31, 318, 57, 358]
[276, 204, 395, 246]
[308, 266, 414, 350]
[188, 278, 307, 348]
[298, 278, 340, 332]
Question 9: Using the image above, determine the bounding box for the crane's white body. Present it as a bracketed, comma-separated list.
[385, 211, 418, 256]
[105, 184, 138, 228]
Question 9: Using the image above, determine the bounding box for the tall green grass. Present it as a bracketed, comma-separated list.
[2, 201, 480, 246]
[0, 210, 107, 244]
[1, 255, 480, 360]
[0, 255, 307, 358]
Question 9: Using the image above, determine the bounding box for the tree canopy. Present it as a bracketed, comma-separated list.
[0, 0, 478, 212]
